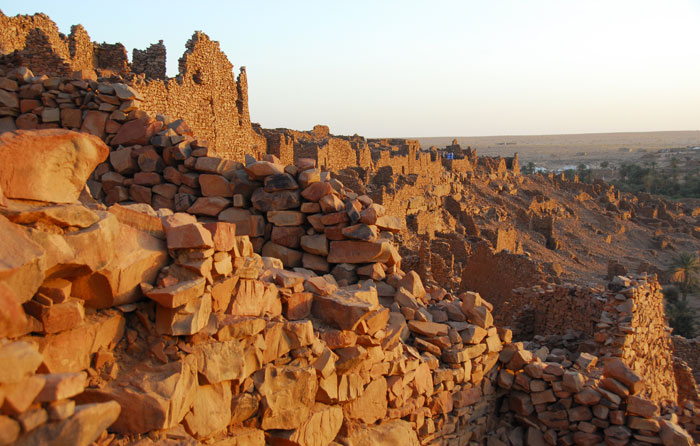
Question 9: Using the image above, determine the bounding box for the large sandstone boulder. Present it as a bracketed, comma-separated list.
[0, 129, 109, 203]
[23, 210, 120, 283]
[71, 221, 168, 308]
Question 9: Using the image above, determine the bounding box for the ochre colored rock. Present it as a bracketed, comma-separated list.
[0, 415, 20, 445]
[0, 341, 43, 384]
[166, 222, 214, 250]
[218, 428, 265, 446]
[312, 285, 379, 331]
[202, 222, 238, 252]
[0, 215, 46, 303]
[341, 419, 420, 446]
[111, 116, 162, 146]
[36, 372, 87, 402]
[71, 221, 168, 308]
[183, 382, 231, 439]
[147, 278, 206, 308]
[195, 339, 247, 384]
[2, 375, 46, 415]
[0, 129, 109, 203]
[2, 202, 100, 229]
[270, 403, 343, 446]
[15, 401, 121, 446]
[33, 298, 85, 334]
[254, 365, 318, 430]
[343, 377, 388, 424]
[77, 356, 197, 434]
[33, 312, 125, 373]
[262, 242, 303, 268]
[602, 357, 642, 395]
[659, 419, 693, 446]
[228, 279, 281, 317]
[0, 283, 28, 337]
[156, 293, 212, 336]
[327, 240, 393, 264]
[230, 393, 259, 425]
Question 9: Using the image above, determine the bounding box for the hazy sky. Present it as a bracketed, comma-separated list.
[4, 1, 700, 137]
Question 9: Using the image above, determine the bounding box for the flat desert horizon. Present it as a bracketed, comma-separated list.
[413, 130, 700, 171]
[415, 130, 700, 153]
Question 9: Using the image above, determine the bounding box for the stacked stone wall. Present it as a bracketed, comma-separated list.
[132, 40, 166, 80]
[673, 336, 700, 385]
[501, 283, 606, 340]
[593, 276, 678, 404]
[136, 32, 266, 158]
[0, 11, 264, 158]
[490, 276, 694, 443]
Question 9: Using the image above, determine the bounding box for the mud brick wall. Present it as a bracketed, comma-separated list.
[502, 276, 679, 405]
[265, 127, 374, 172]
[371, 143, 446, 179]
[265, 131, 296, 166]
[493, 340, 694, 444]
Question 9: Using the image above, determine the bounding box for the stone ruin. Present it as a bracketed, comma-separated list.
[0, 9, 699, 446]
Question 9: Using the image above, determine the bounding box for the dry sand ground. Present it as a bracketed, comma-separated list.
[417, 130, 700, 172]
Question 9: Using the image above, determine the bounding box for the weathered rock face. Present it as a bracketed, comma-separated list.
[0, 214, 46, 303]
[79, 355, 197, 434]
[0, 129, 109, 203]
[254, 365, 318, 430]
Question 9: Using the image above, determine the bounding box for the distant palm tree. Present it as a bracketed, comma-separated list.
[666, 298, 697, 338]
[669, 252, 700, 299]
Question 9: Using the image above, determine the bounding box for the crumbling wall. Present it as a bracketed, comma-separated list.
[132, 40, 166, 80]
[460, 241, 549, 310]
[136, 32, 266, 159]
[0, 10, 126, 77]
[490, 276, 694, 443]
[316, 138, 360, 171]
[501, 283, 606, 339]
[501, 276, 678, 405]
[594, 276, 678, 403]
[0, 12, 263, 158]
[67, 24, 94, 71]
[93, 42, 129, 75]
